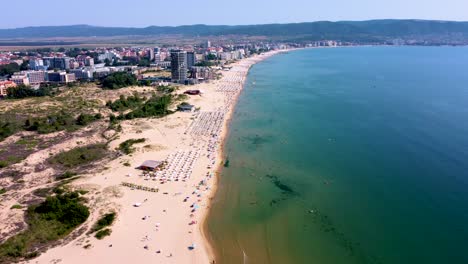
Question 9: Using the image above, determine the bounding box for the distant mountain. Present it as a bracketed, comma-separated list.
[2, 20, 468, 42]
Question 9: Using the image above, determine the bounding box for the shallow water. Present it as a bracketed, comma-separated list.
[207, 47, 468, 264]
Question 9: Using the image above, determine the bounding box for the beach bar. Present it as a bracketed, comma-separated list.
[137, 160, 163, 171]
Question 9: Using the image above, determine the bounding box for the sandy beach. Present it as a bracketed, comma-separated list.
[25, 50, 286, 264]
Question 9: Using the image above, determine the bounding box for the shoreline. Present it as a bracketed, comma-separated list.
[25, 49, 290, 264]
[200, 49, 292, 263]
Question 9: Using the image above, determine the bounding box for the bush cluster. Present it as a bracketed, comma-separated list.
[101, 72, 138, 89]
[6, 85, 53, 99]
[106, 94, 145, 112]
[0, 191, 89, 261]
[118, 138, 146, 154]
[24, 112, 101, 134]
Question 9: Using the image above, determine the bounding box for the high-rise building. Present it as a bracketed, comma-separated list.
[186, 51, 196, 69]
[43, 57, 71, 70]
[206, 40, 211, 48]
[29, 59, 44, 70]
[147, 49, 155, 61]
[170, 50, 187, 83]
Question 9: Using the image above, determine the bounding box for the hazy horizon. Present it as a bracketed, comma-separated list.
[1, 0, 467, 29]
[2, 18, 468, 30]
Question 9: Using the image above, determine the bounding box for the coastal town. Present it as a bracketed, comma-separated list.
[0, 40, 312, 97]
[0, 37, 290, 263]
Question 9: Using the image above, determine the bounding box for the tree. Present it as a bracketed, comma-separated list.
[6, 85, 52, 99]
[0, 63, 20, 76]
[206, 54, 217, 60]
[138, 58, 150, 67]
[104, 58, 111, 66]
[101, 72, 138, 89]
[20, 60, 29, 70]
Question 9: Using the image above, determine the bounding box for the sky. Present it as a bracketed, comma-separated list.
[1, 0, 468, 28]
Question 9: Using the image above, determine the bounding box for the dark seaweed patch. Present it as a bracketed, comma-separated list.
[265, 174, 296, 195]
[308, 208, 383, 264]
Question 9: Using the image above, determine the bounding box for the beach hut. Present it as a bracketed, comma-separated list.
[137, 160, 163, 171]
[177, 103, 195, 112]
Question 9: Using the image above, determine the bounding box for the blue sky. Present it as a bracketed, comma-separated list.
[2, 0, 468, 28]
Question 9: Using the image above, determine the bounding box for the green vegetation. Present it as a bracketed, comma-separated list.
[55, 171, 77, 181]
[0, 188, 6, 195]
[6, 85, 53, 99]
[95, 228, 112, 240]
[33, 188, 52, 198]
[23, 111, 101, 134]
[206, 54, 217, 60]
[138, 58, 151, 67]
[101, 72, 138, 89]
[0, 63, 20, 76]
[0, 156, 25, 168]
[121, 95, 172, 120]
[75, 113, 102, 126]
[106, 94, 145, 112]
[118, 138, 146, 154]
[0, 192, 89, 262]
[10, 204, 23, 209]
[49, 144, 108, 169]
[0, 121, 20, 141]
[92, 213, 116, 233]
[15, 138, 39, 148]
[195, 61, 215, 67]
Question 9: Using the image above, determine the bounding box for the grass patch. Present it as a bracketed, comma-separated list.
[118, 138, 146, 155]
[10, 204, 23, 209]
[49, 144, 108, 169]
[0, 191, 89, 262]
[94, 228, 112, 240]
[15, 138, 39, 149]
[0, 188, 6, 195]
[0, 155, 26, 168]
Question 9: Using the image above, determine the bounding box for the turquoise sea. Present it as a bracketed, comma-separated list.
[206, 46, 468, 264]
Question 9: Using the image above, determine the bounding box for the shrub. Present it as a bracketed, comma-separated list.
[95, 228, 112, 240]
[106, 94, 145, 112]
[75, 113, 101, 126]
[10, 204, 23, 209]
[92, 212, 116, 232]
[0, 121, 20, 142]
[118, 138, 146, 154]
[55, 171, 77, 181]
[0, 188, 6, 195]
